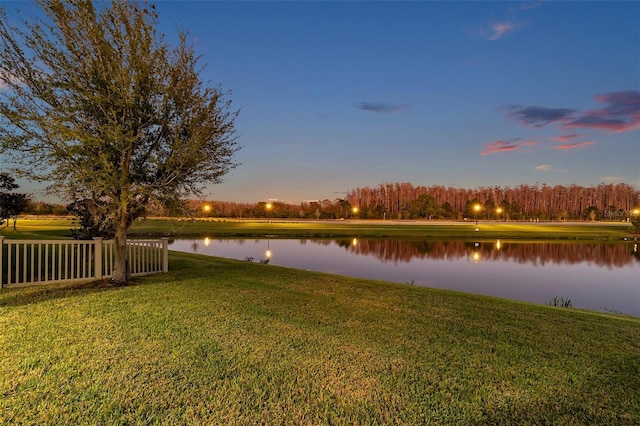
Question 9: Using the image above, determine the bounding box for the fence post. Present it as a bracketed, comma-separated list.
[0, 236, 4, 288]
[93, 237, 103, 280]
[162, 237, 169, 273]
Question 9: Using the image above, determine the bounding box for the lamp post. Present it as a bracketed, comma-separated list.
[265, 202, 273, 220]
[496, 207, 503, 221]
[473, 204, 481, 225]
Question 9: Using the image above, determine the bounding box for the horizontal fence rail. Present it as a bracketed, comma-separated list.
[0, 237, 168, 288]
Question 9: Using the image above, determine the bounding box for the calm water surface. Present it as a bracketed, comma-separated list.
[169, 238, 640, 316]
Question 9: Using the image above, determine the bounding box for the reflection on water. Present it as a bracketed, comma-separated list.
[169, 238, 640, 316]
[332, 239, 640, 267]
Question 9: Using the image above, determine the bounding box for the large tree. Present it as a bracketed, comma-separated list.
[0, 0, 239, 283]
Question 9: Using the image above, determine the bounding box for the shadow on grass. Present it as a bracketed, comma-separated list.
[0, 253, 219, 309]
[0, 279, 132, 308]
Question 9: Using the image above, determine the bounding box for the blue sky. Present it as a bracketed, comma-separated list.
[4, 1, 640, 204]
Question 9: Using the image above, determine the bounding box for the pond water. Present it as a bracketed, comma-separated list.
[169, 238, 640, 316]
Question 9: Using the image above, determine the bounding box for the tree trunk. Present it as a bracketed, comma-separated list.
[112, 203, 129, 285]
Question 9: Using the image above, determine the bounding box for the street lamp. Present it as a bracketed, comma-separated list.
[473, 204, 481, 225]
[496, 207, 503, 221]
[265, 202, 273, 220]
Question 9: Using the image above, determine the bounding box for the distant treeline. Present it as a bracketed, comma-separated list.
[187, 182, 639, 221]
[345, 182, 639, 221]
[22, 182, 640, 221]
[23, 200, 69, 216]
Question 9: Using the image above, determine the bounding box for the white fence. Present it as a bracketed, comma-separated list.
[0, 237, 168, 288]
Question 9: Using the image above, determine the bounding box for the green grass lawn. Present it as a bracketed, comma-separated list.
[133, 218, 634, 240]
[0, 218, 76, 240]
[3, 217, 634, 240]
[1, 252, 639, 424]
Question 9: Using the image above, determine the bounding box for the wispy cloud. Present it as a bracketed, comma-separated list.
[519, 2, 544, 11]
[551, 134, 582, 142]
[535, 164, 553, 171]
[481, 138, 538, 155]
[535, 164, 566, 173]
[602, 176, 626, 184]
[553, 141, 595, 150]
[503, 90, 640, 134]
[504, 105, 576, 127]
[486, 20, 526, 40]
[490, 91, 639, 155]
[563, 91, 640, 133]
[481, 140, 519, 155]
[356, 102, 407, 113]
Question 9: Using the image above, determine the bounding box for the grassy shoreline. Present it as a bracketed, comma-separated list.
[2, 217, 636, 241]
[131, 218, 636, 240]
[1, 252, 639, 424]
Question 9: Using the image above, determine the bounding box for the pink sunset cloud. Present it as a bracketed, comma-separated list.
[502, 90, 640, 134]
[551, 134, 582, 142]
[503, 105, 575, 128]
[553, 141, 595, 150]
[563, 91, 640, 132]
[486, 21, 525, 41]
[481, 139, 538, 155]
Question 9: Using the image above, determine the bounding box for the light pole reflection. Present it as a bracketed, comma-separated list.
[472, 242, 481, 263]
[265, 240, 272, 259]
